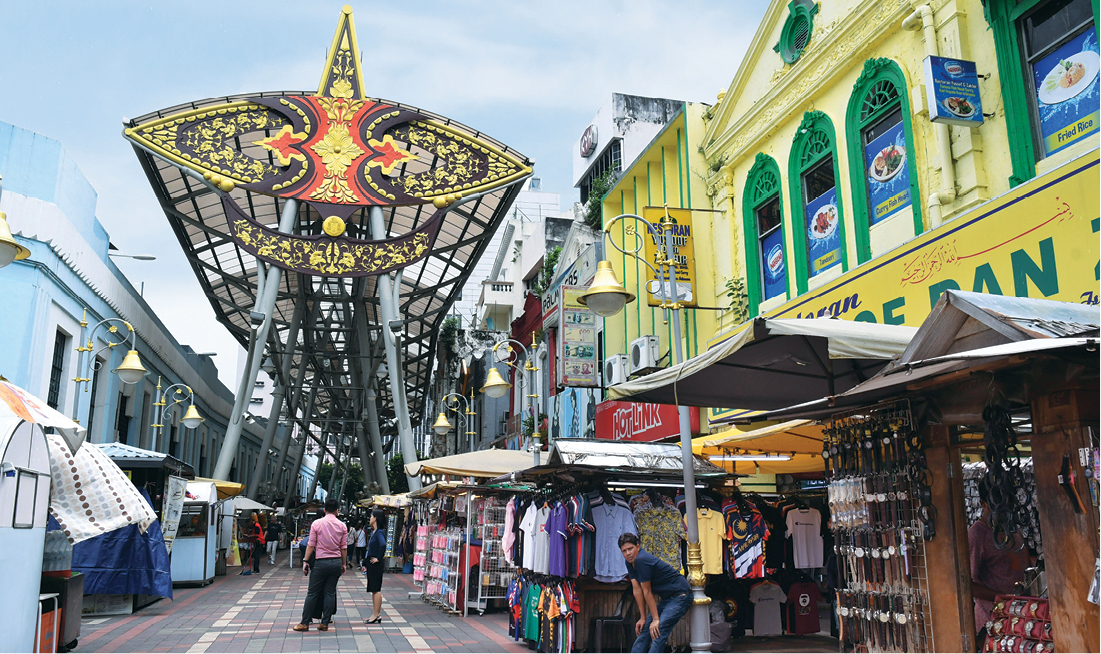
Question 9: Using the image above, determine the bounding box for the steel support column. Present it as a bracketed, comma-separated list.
[354, 307, 390, 494]
[286, 382, 318, 503]
[213, 198, 299, 481]
[306, 427, 328, 502]
[364, 385, 389, 494]
[368, 206, 421, 490]
[246, 297, 305, 499]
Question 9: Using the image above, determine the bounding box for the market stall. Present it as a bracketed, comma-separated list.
[170, 480, 219, 586]
[359, 494, 412, 572]
[761, 291, 1100, 653]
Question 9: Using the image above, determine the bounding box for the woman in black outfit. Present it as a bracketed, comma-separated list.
[362, 509, 387, 624]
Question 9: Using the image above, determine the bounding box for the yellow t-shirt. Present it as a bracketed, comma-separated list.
[697, 508, 728, 575]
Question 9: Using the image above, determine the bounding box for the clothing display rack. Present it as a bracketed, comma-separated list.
[469, 496, 513, 614]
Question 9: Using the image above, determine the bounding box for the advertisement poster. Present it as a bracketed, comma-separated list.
[761, 228, 787, 300]
[595, 400, 700, 442]
[559, 286, 599, 386]
[1033, 29, 1100, 156]
[226, 520, 242, 567]
[864, 120, 912, 224]
[641, 206, 697, 307]
[160, 475, 188, 555]
[924, 56, 984, 127]
[708, 152, 1099, 425]
[548, 387, 601, 441]
[805, 187, 842, 277]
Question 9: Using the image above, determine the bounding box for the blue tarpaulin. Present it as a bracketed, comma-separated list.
[72, 489, 173, 599]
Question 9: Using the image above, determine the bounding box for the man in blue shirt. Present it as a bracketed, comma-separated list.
[619, 532, 691, 653]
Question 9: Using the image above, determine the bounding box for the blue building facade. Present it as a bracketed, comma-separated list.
[0, 121, 295, 491]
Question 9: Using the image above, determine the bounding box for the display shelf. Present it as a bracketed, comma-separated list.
[422, 528, 463, 614]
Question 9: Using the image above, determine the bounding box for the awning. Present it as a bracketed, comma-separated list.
[192, 477, 245, 500]
[232, 497, 273, 514]
[606, 318, 916, 409]
[404, 449, 534, 478]
[95, 442, 195, 478]
[360, 494, 412, 508]
[407, 481, 462, 499]
[691, 420, 827, 475]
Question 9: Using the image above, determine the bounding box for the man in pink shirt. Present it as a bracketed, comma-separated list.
[294, 498, 348, 632]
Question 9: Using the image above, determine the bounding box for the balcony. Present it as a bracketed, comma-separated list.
[476, 280, 518, 330]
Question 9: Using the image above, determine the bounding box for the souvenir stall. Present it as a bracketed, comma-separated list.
[407, 481, 467, 612]
[489, 439, 736, 653]
[762, 291, 1100, 653]
[169, 480, 220, 586]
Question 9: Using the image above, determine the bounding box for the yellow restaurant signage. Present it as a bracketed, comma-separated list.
[641, 206, 697, 307]
[708, 151, 1100, 424]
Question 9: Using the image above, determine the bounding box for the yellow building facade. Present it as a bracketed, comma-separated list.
[598, 0, 1099, 429]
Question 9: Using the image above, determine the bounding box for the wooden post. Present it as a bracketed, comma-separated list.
[922, 425, 977, 652]
[1030, 389, 1100, 654]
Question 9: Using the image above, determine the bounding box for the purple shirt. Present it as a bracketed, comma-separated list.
[548, 501, 568, 577]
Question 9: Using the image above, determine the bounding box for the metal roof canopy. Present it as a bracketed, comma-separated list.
[124, 7, 532, 496]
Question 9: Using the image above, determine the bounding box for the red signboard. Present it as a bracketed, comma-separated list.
[595, 401, 700, 442]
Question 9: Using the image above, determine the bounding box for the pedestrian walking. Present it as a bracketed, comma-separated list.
[265, 519, 281, 565]
[293, 498, 348, 632]
[242, 512, 263, 575]
[362, 509, 387, 624]
[355, 520, 368, 569]
[346, 518, 357, 564]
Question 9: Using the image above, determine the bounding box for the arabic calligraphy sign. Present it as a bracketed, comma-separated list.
[707, 151, 1100, 425]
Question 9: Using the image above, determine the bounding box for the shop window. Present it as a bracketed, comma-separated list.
[845, 58, 924, 262]
[985, 0, 1098, 185]
[742, 153, 789, 317]
[788, 111, 848, 295]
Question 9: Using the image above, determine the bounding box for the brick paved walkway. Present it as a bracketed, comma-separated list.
[78, 551, 526, 653]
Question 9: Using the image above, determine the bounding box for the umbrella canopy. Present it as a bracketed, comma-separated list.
[606, 318, 916, 410]
[692, 420, 827, 475]
[404, 449, 534, 478]
[0, 380, 86, 453]
[192, 477, 245, 500]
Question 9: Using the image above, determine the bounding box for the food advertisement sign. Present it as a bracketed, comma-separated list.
[1033, 30, 1099, 156]
[708, 152, 1100, 426]
[864, 120, 912, 224]
[641, 206, 697, 307]
[924, 56, 984, 127]
[762, 228, 787, 300]
[805, 187, 842, 277]
[560, 285, 598, 387]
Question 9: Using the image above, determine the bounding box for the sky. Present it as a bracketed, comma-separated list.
[0, 1, 767, 388]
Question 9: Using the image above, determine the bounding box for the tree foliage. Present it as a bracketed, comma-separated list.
[533, 247, 562, 297]
[387, 453, 409, 494]
[314, 461, 364, 504]
[583, 170, 618, 230]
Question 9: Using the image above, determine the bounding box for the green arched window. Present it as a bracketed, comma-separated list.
[845, 58, 923, 263]
[788, 111, 847, 295]
[742, 153, 789, 317]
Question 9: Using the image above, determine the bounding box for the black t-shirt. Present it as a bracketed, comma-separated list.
[265, 523, 281, 542]
[627, 550, 690, 598]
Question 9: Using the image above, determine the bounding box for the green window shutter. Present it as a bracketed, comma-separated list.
[844, 58, 924, 263]
[742, 153, 790, 317]
[774, 0, 820, 65]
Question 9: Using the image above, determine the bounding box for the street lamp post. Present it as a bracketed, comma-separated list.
[480, 333, 541, 466]
[577, 205, 711, 653]
[432, 391, 478, 453]
[151, 377, 205, 454]
[73, 309, 147, 427]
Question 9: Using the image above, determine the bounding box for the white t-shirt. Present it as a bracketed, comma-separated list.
[356, 528, 367, 547]
[749, 581, 787, 636]
[532, 505, 551, 574]
[785, 507, 824, 569]
[519, 504, 538, 570]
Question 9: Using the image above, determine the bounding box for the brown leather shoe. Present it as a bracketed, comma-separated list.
[317, 623, 329, 631]
[293, 623, 309, 632]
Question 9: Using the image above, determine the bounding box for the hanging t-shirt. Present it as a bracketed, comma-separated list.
[727, 504, 769, 579]
[503, 497, 517, 566]
[524, 581, 542, 642]
[633, 504, 686, 573]
[748, 580, 786, 636]
[786, 581, 823, 635]
[533, 505, 551, 574]
[785, 508, 823, 569]
[592, 502, 637, 582]
[547, 501, 568, 577]
[520, 503, 538, 570]
[697, 508, 727, 575]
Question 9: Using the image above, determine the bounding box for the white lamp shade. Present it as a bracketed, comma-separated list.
[582, 291, 629, 318]
[0, 242, 17, 268]
[181, 404, 204, 429]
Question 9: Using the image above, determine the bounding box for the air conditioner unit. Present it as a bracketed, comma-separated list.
[604, 354, 629, 386]
[630, 335, 661, 375]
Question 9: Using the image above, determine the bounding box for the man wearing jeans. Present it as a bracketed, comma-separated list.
[619, 533, 692, 653]
[294, 499, 348, 632]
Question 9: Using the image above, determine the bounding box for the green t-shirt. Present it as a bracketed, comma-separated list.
[524, 583, 542, 642]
